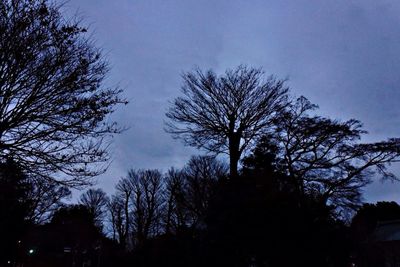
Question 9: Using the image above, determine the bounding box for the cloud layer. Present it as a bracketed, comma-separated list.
[66, 0, 400, 202]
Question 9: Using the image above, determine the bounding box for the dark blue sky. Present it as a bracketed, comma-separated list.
[65, 0, 400, 202]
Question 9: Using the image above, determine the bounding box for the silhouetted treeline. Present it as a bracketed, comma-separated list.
[3, 66, 400, 266]
[3, 71, 400, 265]
[1, 1, 400, 264]
[2, 149, 400, 267]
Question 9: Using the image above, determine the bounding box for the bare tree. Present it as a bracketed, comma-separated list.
[164, 156, 227, 232]
[108, 195, 128, 246]
[164, 168, 186, 233]
[270, 96, 400, 212]
[182, 155, 227, 228]
[109, 169, 165, 249]
[110, 177, 133, 249]
[166, 65, 289, 177]
[26, 178, 71, 224]
[128, 169, 164, 246]
[79, 188, 109, 229]
[0, 0, 126, 186]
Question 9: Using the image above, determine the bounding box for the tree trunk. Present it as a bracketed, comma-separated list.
[229, 133, 241, 179]
[229, 155, 239, 178]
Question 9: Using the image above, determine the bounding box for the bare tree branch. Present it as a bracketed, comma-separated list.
[0, 0, 127, 187]
[166, 65, 289, 177]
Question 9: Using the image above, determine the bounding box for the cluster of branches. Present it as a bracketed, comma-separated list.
[0, 158, 71, 225]
[166, 65, 288, 177]
[167, 66, 400, 217]
[267, 97, 400, 214]
[77, 156, 227, 250]
[0, 157, 72, 260]
[241, 101, 400, 218]
[0, 0, 126, 187]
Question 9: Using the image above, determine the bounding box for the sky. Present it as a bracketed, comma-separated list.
[64, 0, 400, 203]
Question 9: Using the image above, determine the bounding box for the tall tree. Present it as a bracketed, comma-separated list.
[109, 169, 165, 249]
[128, 169, 164, 246]
[0, 0, 126, 186]
[111, 177, 133, 249]
[164, 156, 227, 233]
[79, 188, 109, 229]
[254, 97, 400, 213]
[180, 155, 227, 229]
[108, 195, 129, 248]
[164, 168, 186, 233]
[166, 65, 289, 177]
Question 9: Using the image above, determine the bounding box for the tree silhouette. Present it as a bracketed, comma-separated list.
[79, 188, 109, 230]
[0, 159, 32, 264]
[0, 0, 126, 186]
[108, 195, 129, 249]
[0, 158, 74, 265]
[164, 156, 227, 233]
[35, 205, 103, 266]
[128, 169, 164, 246]
[111, 178, 133, 249]
[26, 178, 71, 224]
[257, 96, 400, 213]
[206, 146, 351, 267]
[164, 168, 187, 233]
[109, 169, 165, 249]
[166, 65, 289, 177]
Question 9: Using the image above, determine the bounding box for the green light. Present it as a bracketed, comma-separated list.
[28, 249, 34, 254]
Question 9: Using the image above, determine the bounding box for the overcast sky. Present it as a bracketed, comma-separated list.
[65, 0, 400, 202]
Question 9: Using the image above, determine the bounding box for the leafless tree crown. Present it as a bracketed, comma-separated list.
[166, 65, 289, 176]
[0, 0, 126, 186]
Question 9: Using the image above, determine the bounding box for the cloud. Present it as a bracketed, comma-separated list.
[65, 0, 400, 202]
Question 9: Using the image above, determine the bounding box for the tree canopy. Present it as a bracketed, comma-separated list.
[245, 96, 400, 214]
[166, 65, 289, 177]
[0, 0, 126, 186]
